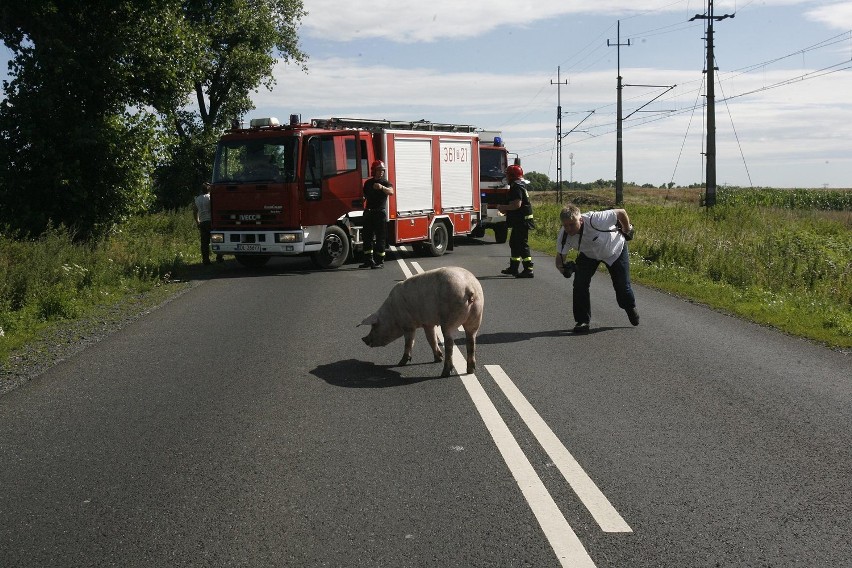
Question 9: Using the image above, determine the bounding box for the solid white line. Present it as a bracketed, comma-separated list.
[485, 365, 633, 533]
[453, 352, 597, 567]
[401, 259, 598, 566]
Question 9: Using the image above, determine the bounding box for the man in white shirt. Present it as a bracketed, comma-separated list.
[192, 182, 223, 265]
[555, 205, 639, 333]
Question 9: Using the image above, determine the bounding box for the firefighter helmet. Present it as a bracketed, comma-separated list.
[371, 160, 386, 173]
[506, 164, 524, 180]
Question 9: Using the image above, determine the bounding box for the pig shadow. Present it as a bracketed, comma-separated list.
[311, 358, 445, 388]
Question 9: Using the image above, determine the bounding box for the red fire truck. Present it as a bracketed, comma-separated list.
[209, 115, 506, 268]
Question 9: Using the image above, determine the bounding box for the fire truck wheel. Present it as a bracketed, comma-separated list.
[311, 225, 350, 269]
[235, 255, 271, 268]
[493, 223, 508, 244]
[426, 223, 449, 257]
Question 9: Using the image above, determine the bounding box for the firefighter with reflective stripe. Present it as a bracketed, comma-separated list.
[498, 164, 535, 278]
[359, 160, 394, 269]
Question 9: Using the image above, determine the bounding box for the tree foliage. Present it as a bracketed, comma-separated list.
[0, 0, 307, 237]
[154, 0, 307, 209]
[524, 171, 551, 192]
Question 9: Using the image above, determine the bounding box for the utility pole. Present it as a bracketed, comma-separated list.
[691, 0, 733, 207]
[608, 20, 631, 205]
[551, 67, 568, 203]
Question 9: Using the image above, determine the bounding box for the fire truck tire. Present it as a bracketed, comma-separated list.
[235, 255, 271, 267]
[311, 225, 350, 269]
[426, 223, 449, 257]
[493, 223, 508, 244]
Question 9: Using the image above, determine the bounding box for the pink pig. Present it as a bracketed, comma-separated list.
[359, 266, 484, 377]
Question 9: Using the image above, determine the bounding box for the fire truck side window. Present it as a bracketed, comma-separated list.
[345, 138, 358, 171]
[359, 140, 370, 178]
[306, 135, 359, 184]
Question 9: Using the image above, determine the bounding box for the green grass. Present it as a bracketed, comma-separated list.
[0, 209, 202, 365]
[529, 187, 852, 349]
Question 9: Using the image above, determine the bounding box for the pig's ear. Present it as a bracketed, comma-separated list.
[358, 313, 379, 327]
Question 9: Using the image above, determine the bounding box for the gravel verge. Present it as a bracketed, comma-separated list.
[0, 278, 201, 398]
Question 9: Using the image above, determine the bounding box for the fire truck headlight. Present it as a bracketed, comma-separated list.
[211, 233, 224, 244]
[275, 233, 300, 243]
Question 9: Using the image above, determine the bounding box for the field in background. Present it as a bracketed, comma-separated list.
[529, 186, 851, 348]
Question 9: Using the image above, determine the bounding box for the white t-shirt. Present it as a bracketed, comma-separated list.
[194, 193, 212, 223]
[556, 210, 625, 266]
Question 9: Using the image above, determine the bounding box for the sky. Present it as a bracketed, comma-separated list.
[257, 0, 852, 189]
[1, 1, 850, 189]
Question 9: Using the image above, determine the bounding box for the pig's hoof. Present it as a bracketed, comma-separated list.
[466, 364, 475, 374]
[440, 369, 452, 378]
[398, 355, 412, 366]
[433, 354, 443, 363]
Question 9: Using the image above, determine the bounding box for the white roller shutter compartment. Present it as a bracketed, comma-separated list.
[393, 137, 434, 213]
[439, 139, 474, 209]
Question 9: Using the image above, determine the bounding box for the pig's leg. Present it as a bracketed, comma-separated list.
[440, 325, 455, 377]
[399, 328, 415, 366]
[464, 330, 477, 374]
[423, 325, 443, 362]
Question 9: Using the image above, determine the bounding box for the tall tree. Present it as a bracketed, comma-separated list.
[0, 0, 307, 234]
[0, 2, 192, 238]
[154, 0, 307, 208]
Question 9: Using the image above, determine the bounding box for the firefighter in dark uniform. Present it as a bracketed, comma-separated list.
[498, 164, 535, 278]
[359, 160, 394, 269]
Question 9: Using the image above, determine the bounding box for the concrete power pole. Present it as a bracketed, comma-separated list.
[608, 20, 630, 205]
[551, 67, 568, 203]
[691, 0, 733, 207]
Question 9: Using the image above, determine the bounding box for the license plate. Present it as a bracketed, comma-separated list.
[236, 244, 261, 252]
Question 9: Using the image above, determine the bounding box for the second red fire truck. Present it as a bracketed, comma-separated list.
[209, 115, 511, 268]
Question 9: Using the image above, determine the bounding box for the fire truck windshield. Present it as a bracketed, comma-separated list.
[213, 138, 298, 183]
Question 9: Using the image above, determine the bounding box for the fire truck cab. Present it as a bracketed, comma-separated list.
[209, 115, 493, 268]
[472, 131, 511, 244]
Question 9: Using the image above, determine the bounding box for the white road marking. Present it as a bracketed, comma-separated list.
[485, 365, 633, 533]
[452, 351, 597, 567]
[391, 246, 414, 278]
[398, 259, 626, 566]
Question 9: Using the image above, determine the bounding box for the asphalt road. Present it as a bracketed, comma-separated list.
[1, 237, 849, 567]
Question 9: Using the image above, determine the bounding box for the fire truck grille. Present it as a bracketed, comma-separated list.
[217, 211, 280, 227]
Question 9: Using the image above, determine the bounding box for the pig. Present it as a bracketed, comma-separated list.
[359, 266, 484, 377]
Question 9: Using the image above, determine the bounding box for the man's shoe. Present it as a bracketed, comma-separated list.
[626, 307, 640, 326]
[358, 260, 374, 269]
[515, 269, 534, 278]
[500, 267, 518, 276]
[371, 262, 384, 269]
[572, 322, 590, 333]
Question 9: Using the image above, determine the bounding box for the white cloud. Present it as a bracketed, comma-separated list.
[254, 55, 852, 186]
[301, 0, 825, 43]
[302, 0, 624, 43]
[805, 1, 852, 30]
